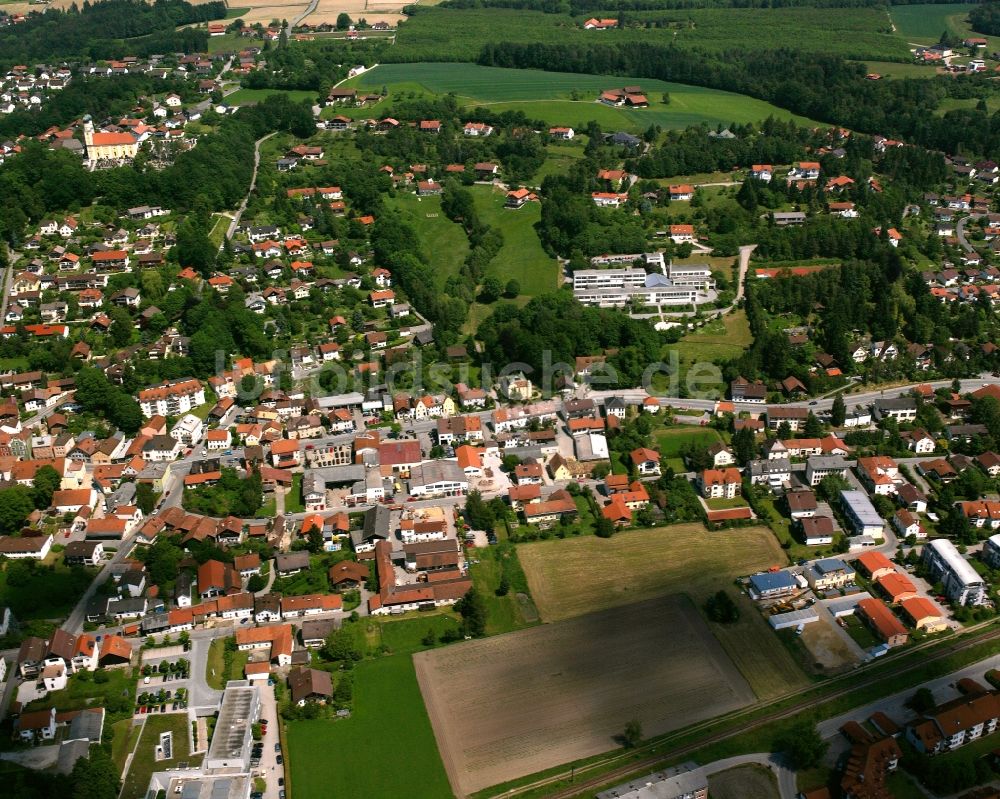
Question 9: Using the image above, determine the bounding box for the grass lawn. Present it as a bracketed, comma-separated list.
[670, 309, 754, 365]
[385, 192, 470, 290]
[121, 713, 202, 799]
[227, 87, 318, 106]
[532, 141, 587, 182]
[754, 495, 842, 562]
[112, 718, 144, 775]
[890, 3, 975, 44]
[0, 558, 95, 620]
[665, 310, 754, 398]
[285, 473, 305, 513]
[517, 524, 806, 700]
[254, 497, 277, 519]
[205, 637, 249, 690]
[208, 213, 229, 248]
[26, 668, 136, 716]
[470, 184, 559, 298]
[844, 615, 881, 650]
[705, 497, 749, 510]
[286, 654, 451, 798]
[863, 60, 943, 79]
[886, 771, 926, 799]
[372, 613, 463, 655]
[469, 544, 539, 634]
[346, 63, 818, 131]
[207, 32, 247, 54]
[655, 425, 723, 459]
[187, 400, 216, 421]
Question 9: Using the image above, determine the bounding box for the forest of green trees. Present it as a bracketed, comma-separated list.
[0, 0, 225, 68]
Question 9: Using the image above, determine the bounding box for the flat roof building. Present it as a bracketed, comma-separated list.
[204, 680, 260, 771]
[596, 761, 708, 799]
[922, 538, 986, 606]
[840, 490, 884, 539]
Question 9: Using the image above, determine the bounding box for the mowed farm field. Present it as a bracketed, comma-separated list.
[518, 525, 808, 700]
[345, 63, 819, 131]
[415, 594, 755, 797]
[890, 3, 976, 45]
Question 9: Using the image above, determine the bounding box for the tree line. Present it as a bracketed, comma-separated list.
[435, 0, 893, 13]
[0, 0, 224, 68]
[477, 40, 1000, 161]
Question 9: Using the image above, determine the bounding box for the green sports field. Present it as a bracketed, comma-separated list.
[345, 63, 819, 131]
[286, 654, 451, 798]
[890, 3, 976, 44]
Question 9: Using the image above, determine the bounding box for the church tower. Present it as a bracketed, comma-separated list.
[82, 114, 94, 149]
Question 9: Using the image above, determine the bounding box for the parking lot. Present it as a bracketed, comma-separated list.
[249, 684, 284, 799]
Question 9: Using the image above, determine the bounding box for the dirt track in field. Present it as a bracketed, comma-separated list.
[414, 594, 754, 797]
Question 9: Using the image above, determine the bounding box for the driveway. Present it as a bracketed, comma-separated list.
[187, 632, 224, 709]
[255, 684, 283, 799]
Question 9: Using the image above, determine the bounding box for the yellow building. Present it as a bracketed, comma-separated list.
[83, 116, 138, 161]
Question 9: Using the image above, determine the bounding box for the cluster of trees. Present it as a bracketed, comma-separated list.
[0, 0, 223, 68]
[477, 292, 663, 387]
[0, 73, 196, 140]
[539, 155, 649, 256]
[631, 119, 813, 180]
[703, 589, 740, 623]
[0, 740, 120, 799]
[74, 366, 144, 434]
[464, 490, 508, 531]
[1, 94, 316, 246]
[371, 212, 470, 339]
[0, 467, 62, 533]
[440, 180, 508, 303]
[970, 2, 1000, 35]
[456, 586, 489, 636]
[183, 467, 264, 517]
[242, 38, 382, 94]
[180, 291, 271, 376]
[353, 97, 547, 183]
[735, 260, 964, 387]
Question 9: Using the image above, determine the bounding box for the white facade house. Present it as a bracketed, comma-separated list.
[169, 413, 204, 445]
[923, 538, 987, 605]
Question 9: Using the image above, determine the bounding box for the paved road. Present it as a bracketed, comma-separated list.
[226, 132, 277, 241]
[290, 0, 319, 28]
[956, 212, 983, 254]
[0, 249, 19, 325]
[185, 630, 225, 709]
[817, 653, 1000, 742]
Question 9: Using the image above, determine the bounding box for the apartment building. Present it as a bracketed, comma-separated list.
[138, 378, 205, 418]
[922, 538, 987, 605]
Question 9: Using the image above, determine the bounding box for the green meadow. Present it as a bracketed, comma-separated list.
[346, 63, 818, 131]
